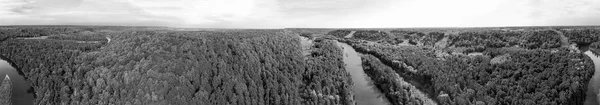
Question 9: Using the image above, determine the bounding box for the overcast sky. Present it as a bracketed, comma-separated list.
[1, 0, 599, 28]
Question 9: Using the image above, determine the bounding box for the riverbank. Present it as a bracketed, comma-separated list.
[0, 57, 34, 105]
[583, 50, 600, 105]
[361, 54, 436, 105]
[333, 38, 436, 105]
[337, 41, 389, 105]
[330, 34, 593, 104]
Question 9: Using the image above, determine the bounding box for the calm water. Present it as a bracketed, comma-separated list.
[0, 58, 34, 105]
[584, 51, 600, 105]
[337, 42, 389, 105]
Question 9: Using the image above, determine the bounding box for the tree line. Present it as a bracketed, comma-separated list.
[0, 28, 355, 105]
[560, 28, 600, 44]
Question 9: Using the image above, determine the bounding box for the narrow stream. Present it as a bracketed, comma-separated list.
[0, 57, 34, 105]
[584, 50, 600, 105]
[337, 42, 389, 105]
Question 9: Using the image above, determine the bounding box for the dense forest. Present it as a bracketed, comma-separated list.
[0, 27, 83, 41]
[0, 28, 107, 104]
[353, 41, 592, 105]
[561, 29, 600, 44]
[326, 27, 599, 105]
[326, 30, 352, 38]
[301, 38, 353, 105]
[1, 26, 599, 105]
[327, 30, 391, 42]
[361, 54, 433, 105]
[352, 30, 390, 41]
[0, 27, 353, 105]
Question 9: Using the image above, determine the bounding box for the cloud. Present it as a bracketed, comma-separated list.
[0, 0, 599, 28]
[0, 0, 31, 15]
[526, 0, 600, 26]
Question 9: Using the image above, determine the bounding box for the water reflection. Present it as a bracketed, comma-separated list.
[0, 58, 34, 105]
[584, 50, 600, 105]
[338, 42, 389, 105]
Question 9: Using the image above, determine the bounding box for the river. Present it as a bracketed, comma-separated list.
[584, 50, 600, 105]
[337, 42, 389, 105]
[0, 57, 34, 105]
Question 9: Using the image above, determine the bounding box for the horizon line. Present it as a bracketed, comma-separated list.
[1, 25, 600, 29]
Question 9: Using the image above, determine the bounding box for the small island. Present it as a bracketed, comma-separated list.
[0, 75, 11, 105]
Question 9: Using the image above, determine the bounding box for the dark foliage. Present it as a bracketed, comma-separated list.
[326, 30, 352, 38]
[349, 42, 594, 105]
[300, 33, 314, 39]
[522, 30, 562, 49]
[352, 30, 389, 41]
[390, 30, 426, 44]
[421, 32, 445, 46]
[448, 31, 522, 48]
[361, 55, 424, 105]
[0, 27, 86, 41]
[47, 32, 107, 42]
[589, 41, 600, 55]
[301, 39, 353, 105]
[0, 29, 354, 105]
[390, 30, 425, 40]
[1, 27, 597, 105]
[0, 39, 103, 104]
[561, 29, 600, 44]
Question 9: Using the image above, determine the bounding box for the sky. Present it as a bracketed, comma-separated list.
[0, 0, 599, 28]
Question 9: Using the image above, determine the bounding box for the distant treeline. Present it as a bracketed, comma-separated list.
[329, 28, 600, 50]
[352, 30, 389, 41]
[561, 29, 600, 44]
[327, 30, 390, 41]
[0, 27, 85, 41]
[47, 32, 107, 42]
[326, 30, 352, 38]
